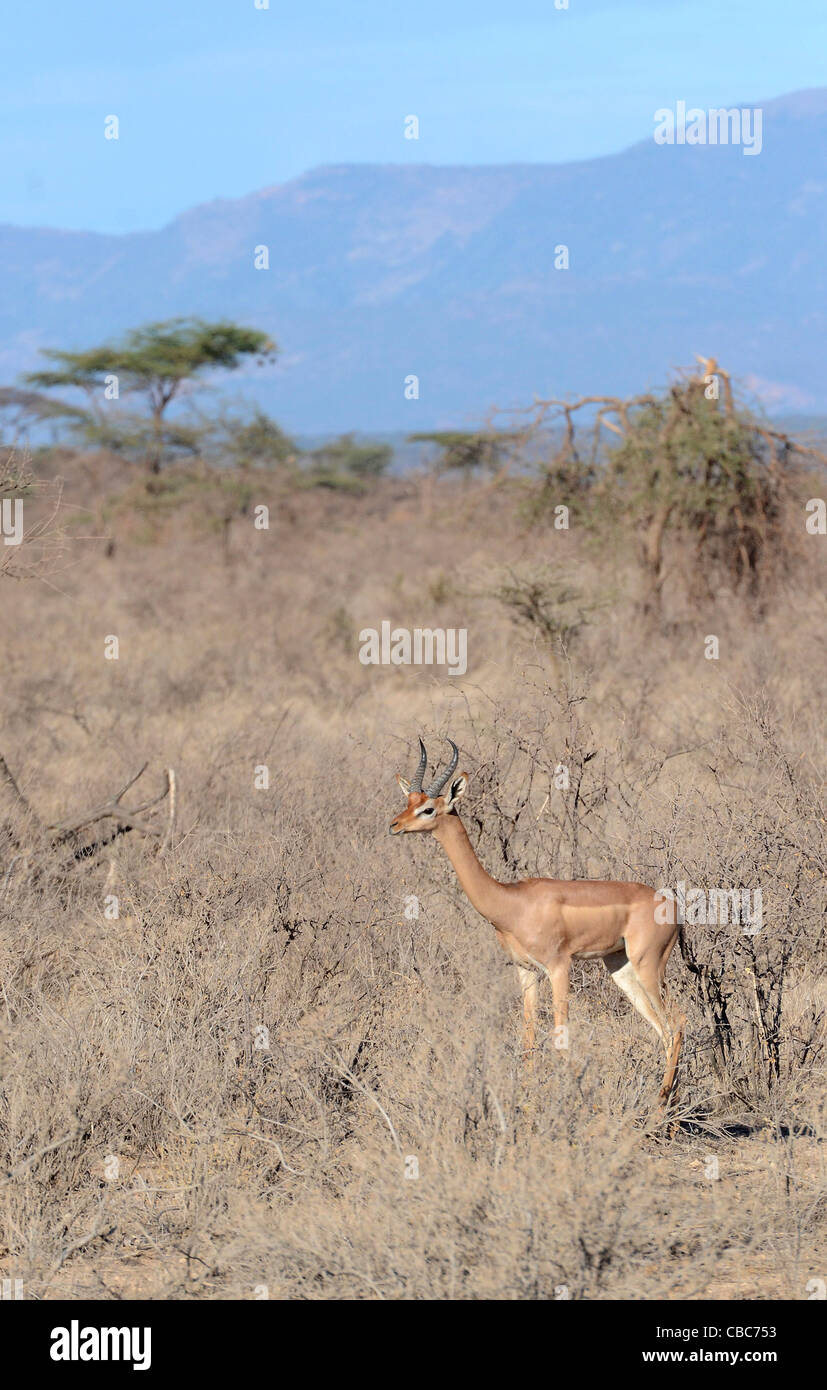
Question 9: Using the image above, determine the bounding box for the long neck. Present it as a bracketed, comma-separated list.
[432, 813, 512, 928]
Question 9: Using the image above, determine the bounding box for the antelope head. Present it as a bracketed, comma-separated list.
[389, 737, 468, 835]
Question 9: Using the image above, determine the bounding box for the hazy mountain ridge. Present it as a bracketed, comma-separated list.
[1, 88, 825, 432]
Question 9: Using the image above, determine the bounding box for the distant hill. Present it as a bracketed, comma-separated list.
[1, 88, 825, 434]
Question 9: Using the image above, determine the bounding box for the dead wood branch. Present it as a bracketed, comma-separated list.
[0, 752, 177, 872]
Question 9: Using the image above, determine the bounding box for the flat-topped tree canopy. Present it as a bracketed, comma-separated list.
[23, 317, 277, 471]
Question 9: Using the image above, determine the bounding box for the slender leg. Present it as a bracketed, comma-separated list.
[619, 950, 684, 1108]
[604, 950, 667, 1041]
[548, 959, 571, 1051]
[657, 1016, 685, 1107]
[656, 958, 685, 1106]
[517, 966, 539, 1063]
[632, 957, 674, 1042]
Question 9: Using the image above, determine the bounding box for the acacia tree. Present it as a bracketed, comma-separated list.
[24, 318, 276, 472]
[598, 367, 787, 613]
[0, 386, 87, 446]
[409, 429, 517, 481]
[303, 433, 392, 491]
[517, 360, 821, 617]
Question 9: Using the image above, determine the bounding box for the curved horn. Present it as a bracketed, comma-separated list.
[425, 738, 459, 798]
[409, 738, 428, 794]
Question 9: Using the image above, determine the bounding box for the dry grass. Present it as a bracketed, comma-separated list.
[1, 452, 825, 1300]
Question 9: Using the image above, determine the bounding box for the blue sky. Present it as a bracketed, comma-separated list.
[2, 0, 825, 233]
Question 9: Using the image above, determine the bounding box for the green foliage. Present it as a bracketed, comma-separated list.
[23, 318, 276, 471]
[525, 366, 804, 614]
[25, 318, 275, 403]
[603, 396, 773, 525]
[67, 398, 296, 474]
[0, 387, 87, 442]
[100, 463, 263, 546]
[216, 408, 297, 470]
[598, 384, 786, 606]
[75, 410, 206, 462]
[409, 429, 515, 477]
[302, 433, 392, 491]
[492, 566, 596, 652]
[522, 436, 595, 528]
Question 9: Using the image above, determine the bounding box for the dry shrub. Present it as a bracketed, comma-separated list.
[0, 453, 825, 1299]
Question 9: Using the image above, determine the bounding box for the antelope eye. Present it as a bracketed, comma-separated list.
[422, 807, 435, 816]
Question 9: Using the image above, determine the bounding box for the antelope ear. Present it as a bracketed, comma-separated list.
[396, 774, 411, 796]
[442, 772, 468, 810]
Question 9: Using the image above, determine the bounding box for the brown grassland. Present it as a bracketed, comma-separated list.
[1, 439, 826, 1300]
